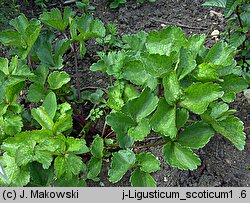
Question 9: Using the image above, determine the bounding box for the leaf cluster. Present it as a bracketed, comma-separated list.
[91, 26, 248, 183]
[0, 5, 248, 187]
[203, 0, 250, 77]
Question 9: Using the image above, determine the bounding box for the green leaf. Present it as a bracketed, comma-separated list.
[90, 51, 125, 79]
[23, 20, 42, 58]
[87, 157, 102, 179]
[29, 163, 54, 186]
[241, 12, 250, 26]
[40, 8, 67, 31]
[53, 114, 72, 134]
[75, 13, 105, 40]
[34, 32, 55, 67]
[0, 30, 25, 47]
[33, 150, 53, 169]
[48, 71, 71, 90]
[180, 83, 224, 114]
[163, 70, 182, 105]
[146, 26, 187, 55]
[150, 98, 177, 138]
[225, 0, 242, 18]
[0, 57, 9, 75]
[228, 32, 246, 48]
[66, 137, 86, 152]
[122, 84, 139, 103]
[36, 136, 66, 154]
[202, 0, 226, 8]
[42, 92, 57, 119]
[127, 118, 150, 141]
[140, 53, 173, 78]
[6, 81, 26, 104]
[31, 106, 54, 130]
[4, 15, 41, 58]
[88, 89, 105, 104]
[177, 122, 215, 149]
[204, 41, 236, 66]
[2, 112, 23, 136]
[2, 130, 54, 156]
[34, 65, 49, 85]
[106, 111, 135, 148]
[54, 38, 71, 61]
[203, 115, 246, 150]
[122, 31, 148, 51]
[177, 47, 197, 80]
[122, 88, 158, 122]
[53, 103, 73, 133]
[163, 142, 201, 170]
[73, 139, 89, 155]
[90, 136, 104, 158]
[123, 60, 150, 85]
[187, 34, 206, 58]
[220, 75, 248, 103]
[0, 86, 5, 103]
[210, 102, 229, 119]
[0, 103, 8, 116]
[130, 168, 156, 187]
[9, 14, 29, 35]
[110, 0, 127, 8]
[63, 6, 76, 27]
[27, 83, 46, 102]
[0, 153, 30, 186]
[176, 108, 189, 129]
[108, 150, 136, 183]
[193, 63, 220, 82]
[136, 152, 160, 173]
[107, 82, 124, 111]
[15, 142, 36, 166]
[54, 154, 82, 180]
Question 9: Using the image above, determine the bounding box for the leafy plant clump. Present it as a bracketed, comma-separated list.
[0, 7, 248, 187]
[0, 7, 106, 187]
[203, 0, 250, 76]
[91, 26, 248, 185]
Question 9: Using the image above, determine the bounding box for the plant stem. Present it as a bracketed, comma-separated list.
[27, 53, 32, 69]
[62, 32, 83, 113]
[64, 96, 85, 122]
[235, 5, 247, 65]
[72, 41, 82, 102]
[102, 121, 107, 137]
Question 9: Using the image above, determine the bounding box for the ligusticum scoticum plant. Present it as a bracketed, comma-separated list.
[91, 26, 248, 185]
[0, 6, 248, 187]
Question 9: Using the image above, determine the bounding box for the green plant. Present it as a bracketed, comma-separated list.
[0, 8, 248, 187]
[91, 26, 248, 185]
[96, 23, 122, 51]
[203, 0, 250, 75]
[34, 0, 49, 9]
[76, 0, 95, 11]
[0, 8, 107, 186]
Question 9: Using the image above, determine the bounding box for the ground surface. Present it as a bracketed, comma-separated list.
[2, 0, 250, 186]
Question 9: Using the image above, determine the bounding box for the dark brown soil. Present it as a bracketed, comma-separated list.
[12, 0, 250, 186]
